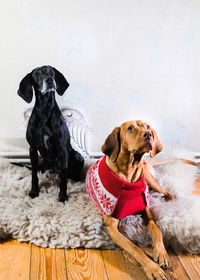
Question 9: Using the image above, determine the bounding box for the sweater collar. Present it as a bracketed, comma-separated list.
[98, 156, 145, 198]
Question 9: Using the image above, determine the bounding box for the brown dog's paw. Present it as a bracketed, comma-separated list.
[164, 191, 176, 201]
[125, 252, 167, 280]
[144, 261, 167, 280]
[153, 246, 169, 270]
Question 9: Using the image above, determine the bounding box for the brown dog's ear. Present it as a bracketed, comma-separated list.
[149, 128, 163, 158]
[101, 127, 121, 162]
[53, 67, 69, 96]
[17, 73, 33, 103]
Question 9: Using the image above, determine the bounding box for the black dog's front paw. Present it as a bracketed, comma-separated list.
[58, 193, 68, 202]
[29, 190, 40, 199]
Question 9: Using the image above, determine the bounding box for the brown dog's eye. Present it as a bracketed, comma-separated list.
[128, 126, 133, 131]
[146, 125, 150, 129]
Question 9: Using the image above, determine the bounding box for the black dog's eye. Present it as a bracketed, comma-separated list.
[47, 69, 54, 76]
[128, 126, 133, 131]
[34, 72, 40, 81]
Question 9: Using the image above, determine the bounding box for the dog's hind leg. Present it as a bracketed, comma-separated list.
[59, 168, 68, 202]
[68, 150, 84, 181]
[103, 215, 167, 280]
[29, 147, 40, 198]
[149, 158, 200, 167]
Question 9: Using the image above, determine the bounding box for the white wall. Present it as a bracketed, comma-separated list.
[0, 0, 199, 153]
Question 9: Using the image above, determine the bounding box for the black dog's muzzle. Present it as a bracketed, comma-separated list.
[41, 78, 57, 94]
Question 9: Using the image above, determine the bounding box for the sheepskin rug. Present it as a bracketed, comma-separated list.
[0, 156, 200, 253]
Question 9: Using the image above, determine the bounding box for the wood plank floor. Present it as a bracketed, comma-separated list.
[0, 240, 199, 280]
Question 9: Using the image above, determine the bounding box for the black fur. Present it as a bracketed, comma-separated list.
[18, 65, 84, 202]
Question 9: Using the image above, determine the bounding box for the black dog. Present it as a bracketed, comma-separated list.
[18, 65, 84, 202]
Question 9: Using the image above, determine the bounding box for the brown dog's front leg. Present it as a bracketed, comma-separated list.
[142, 207, 169, 270]
[143, 164, 174, 200]
[103, 215, 167, 280]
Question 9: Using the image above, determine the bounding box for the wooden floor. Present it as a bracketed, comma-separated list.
[0, 240, 199, 280]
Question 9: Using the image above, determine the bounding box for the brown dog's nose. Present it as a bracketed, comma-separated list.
[144, 131, 152, 139]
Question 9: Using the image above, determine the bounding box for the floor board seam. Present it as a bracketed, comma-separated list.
[100, 250, 110, 280]
[170, 247, 192, 280]
[64, 249, 68, 280]
[29, 243, 32, 280]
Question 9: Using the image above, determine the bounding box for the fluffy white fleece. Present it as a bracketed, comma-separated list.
[0, 156, 199, 253]
[119, 161, 200, 253]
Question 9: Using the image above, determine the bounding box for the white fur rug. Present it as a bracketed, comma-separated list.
[119, 161, 200, 254]
[0, 157, 200, 253]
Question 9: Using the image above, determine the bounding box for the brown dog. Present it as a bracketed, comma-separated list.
[86, 120, 169, 280]
[86, 120, 200, 280]
[103, 120, 170, 280]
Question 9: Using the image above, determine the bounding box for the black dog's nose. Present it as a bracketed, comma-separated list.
[47, 77, 53, 83]
[144, 131, 152, 139]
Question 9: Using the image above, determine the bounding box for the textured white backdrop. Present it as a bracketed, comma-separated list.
[0, 0, 199, 152]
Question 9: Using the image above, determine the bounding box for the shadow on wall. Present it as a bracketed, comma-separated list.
[0, 138, 29, 152]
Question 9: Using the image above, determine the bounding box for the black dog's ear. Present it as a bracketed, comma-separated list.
[53, 67, 69, 96]
[17, 73, 33, 103]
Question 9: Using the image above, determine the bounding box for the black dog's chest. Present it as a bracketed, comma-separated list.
[28, 115, 67, 158]
[36, 125, 53, 153]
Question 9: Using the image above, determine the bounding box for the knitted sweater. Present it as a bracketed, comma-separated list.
[85, 156, 149, 219]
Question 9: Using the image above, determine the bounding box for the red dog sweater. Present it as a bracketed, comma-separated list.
[85, 156, 149, 219]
